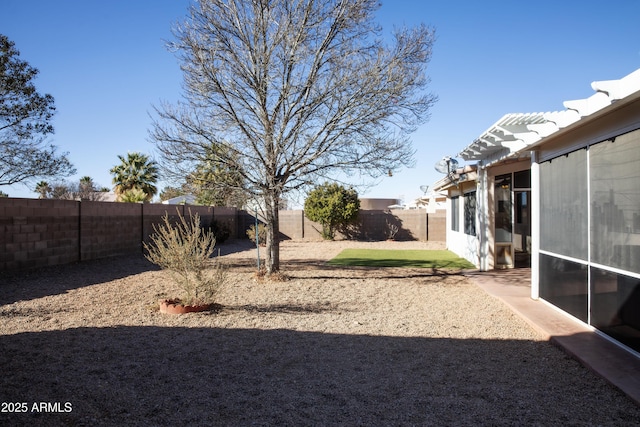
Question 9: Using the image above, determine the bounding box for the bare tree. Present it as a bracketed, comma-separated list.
[151, 0, 437, 274]
[42, 177, 108, 201]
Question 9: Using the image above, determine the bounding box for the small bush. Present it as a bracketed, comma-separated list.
[246, 223, 267, 245]
[144, 210, 227, 306]
[304, 182, 360, 240]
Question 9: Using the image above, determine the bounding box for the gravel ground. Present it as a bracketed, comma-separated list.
[1, 239, 639, 426]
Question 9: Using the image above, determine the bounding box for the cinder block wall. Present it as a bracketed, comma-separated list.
[357, 210, 388, 240]
[142, 204, 182, 246]
[1, 198, 80, 270]
[393, 210, 428, 241]
[0, 199, 238, 271]
[279, 209, 432, 242]
[427, 212, 446, 242]
[80, 201, 143, 260]
[351, 210, 428, 241]
[301, 215, 324, 240]
[279, 210, 305, 239]
[142, 204, 239, 242]
[239, 209, 322, 241]
[1, 198, 445, 271]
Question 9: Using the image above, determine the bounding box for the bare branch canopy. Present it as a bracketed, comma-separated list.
[150, 0, 437, 273]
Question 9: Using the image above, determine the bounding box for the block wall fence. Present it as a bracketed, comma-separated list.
[1, 198, 445, 271]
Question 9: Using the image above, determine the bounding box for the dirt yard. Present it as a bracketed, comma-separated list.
[1, 239, 639, 426]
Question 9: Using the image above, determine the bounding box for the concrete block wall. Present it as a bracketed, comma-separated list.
[1, 198, 445, 271]
[80, 201, 143, 260]
[301, 215, 324, 240]
[353, 210, 428, 241]
[279, 210, 305, 239]
[0, 199, 241, 271]
[354, 210, 386, 240]
[141, 204, 239, 246]
[393, 210, 428, 241]
[427, 212, 446, 242]
[279, 209, 433, 242]
[142, 205, 217, 242]
[0, 198, 79, 270]
[238, 209, 313, 241]
[237, 210, 257, 240]
[142, 203, 180, 247]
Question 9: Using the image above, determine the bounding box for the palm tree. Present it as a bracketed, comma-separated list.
[78, 176, 95, 193]
[35, 181, 51, 199]
[110, 152, 159, 202]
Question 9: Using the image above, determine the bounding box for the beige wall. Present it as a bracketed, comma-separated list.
[1, 199, 445, 271]
[278, 209, 443, 242]
[0, 199, 240, 271]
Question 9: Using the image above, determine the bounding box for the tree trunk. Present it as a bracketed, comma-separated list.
[264, 191, 280, 274]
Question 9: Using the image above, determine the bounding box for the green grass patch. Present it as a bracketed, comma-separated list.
[327, 248, 476, 269]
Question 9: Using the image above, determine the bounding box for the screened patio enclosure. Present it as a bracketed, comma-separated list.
[538, 126, 640, 353]
[436, 68, 640, 355]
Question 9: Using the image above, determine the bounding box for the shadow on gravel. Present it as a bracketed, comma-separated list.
[223, 302, 339, 314]
[0, 240, 257, 306]
[1, 327, 639, 426]
[0, 255, 158, 306]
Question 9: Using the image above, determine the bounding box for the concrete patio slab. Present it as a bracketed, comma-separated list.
[466, 268, 640, 406]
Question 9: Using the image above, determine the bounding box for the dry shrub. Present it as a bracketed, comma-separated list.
[246, 223, 267, 245]
[144, 210, 228, 306]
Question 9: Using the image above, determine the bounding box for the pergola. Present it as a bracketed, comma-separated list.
[457, 69, 640, 167]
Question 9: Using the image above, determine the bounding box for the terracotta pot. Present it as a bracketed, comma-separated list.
[158, 299, 211, 314]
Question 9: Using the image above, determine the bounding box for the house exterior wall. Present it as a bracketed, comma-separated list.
[441, 155, 535, 271]
[445, 181, 481, 268]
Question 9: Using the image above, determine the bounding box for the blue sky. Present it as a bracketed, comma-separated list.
[2, 0, 640, 205]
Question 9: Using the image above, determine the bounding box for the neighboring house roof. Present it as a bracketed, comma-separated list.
[162, 194, 197, 205]
[411, 194, 447, 210]
[98, 192, 117, 202]
[457, 68, 640, 167]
